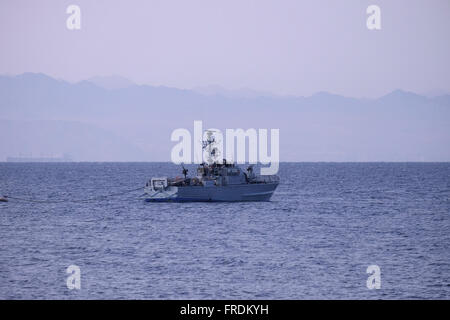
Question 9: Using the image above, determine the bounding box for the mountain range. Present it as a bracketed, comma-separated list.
[0, 73, 449, 162]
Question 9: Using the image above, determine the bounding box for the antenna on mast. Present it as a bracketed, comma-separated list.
[181, 163, 188, 178]
[202, 129, 221, 164]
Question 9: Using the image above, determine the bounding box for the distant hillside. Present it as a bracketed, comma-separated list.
[0, 73, 449, 161]
[87, 75, 136, 90]
[0, 119, 147, 162]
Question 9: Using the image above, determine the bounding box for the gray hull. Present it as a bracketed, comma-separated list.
[145, 182, 278, 202]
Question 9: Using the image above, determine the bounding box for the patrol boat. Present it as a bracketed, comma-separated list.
[144, 131, 279, 202]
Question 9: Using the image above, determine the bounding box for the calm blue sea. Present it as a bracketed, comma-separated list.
[0, 162, 449, 299]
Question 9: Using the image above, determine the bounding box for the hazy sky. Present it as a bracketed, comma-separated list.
[1, 0, 449, 97]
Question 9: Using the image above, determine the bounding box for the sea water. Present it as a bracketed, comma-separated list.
[0, 162, 449, 299]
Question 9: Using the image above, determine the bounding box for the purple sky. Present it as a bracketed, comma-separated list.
[1, 0, 449, 98]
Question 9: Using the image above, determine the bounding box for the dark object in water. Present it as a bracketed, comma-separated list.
[144, 131, 279, 202]
[0, 197, 8, 202]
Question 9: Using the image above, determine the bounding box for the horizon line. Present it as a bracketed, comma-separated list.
[1, 161, 449, 164]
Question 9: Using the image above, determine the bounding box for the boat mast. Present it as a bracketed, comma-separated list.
[202, 130, 220, 165]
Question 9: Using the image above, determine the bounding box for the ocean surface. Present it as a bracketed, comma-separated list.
[0, 162, 449, 299]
